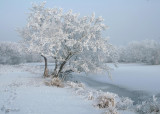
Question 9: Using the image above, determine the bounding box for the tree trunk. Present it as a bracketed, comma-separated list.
[41, 55, 49, 77]
[57, 53, 72, 76]
[52, 57, 58, 77]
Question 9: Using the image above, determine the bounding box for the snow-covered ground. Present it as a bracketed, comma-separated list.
[1, 63, 159, 114]
[0, 64, 103, 114]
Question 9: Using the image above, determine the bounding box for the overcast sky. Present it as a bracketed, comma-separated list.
[0, 0, 160, 45]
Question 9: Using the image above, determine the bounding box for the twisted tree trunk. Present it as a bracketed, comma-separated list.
[57, 52, 73, 77]
[51, 52, 74, 78]
[52, 57, 58, 77]
[41, 55, 49, 77]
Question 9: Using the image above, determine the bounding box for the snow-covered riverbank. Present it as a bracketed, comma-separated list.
[71, 63, 160, 105]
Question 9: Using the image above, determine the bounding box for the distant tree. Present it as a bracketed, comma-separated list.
[118, 40, 160, 65]
[0, 42, 41, 65]
[18, 2, 117, 78]
[0, 42, 22, 64]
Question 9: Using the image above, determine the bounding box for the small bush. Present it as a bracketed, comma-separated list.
[88, 92, 94, 100]
[136, 95, 160, 114]
[96, 93, 116, 108]
[116, 97, 133, 110]
[50, 77, 64, 87]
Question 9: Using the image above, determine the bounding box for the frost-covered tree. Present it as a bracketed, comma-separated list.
[18, 2, 117, 78]
[0, 42, 41, 65]
[118, 40, 160, 65]
[0, 42, 22, 65]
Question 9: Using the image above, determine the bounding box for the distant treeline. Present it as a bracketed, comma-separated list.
[0, 42, 41, 65]
[1, 40, 160, 65]
[117, 40, 160, 65]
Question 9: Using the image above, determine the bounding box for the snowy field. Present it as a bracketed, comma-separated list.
[0, 63, 160, 114]
[0, 64, 103, 114]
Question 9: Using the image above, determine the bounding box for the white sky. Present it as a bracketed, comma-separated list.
[0, 0, 160, 45]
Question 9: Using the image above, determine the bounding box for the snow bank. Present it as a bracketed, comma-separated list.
[66, 81, 134, 113]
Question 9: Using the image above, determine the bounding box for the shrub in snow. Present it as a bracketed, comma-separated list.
[95, 92, 120, 114]
[116, 97, 133, 110]
[136, 95, 160, 114]
[95, 92, 134, 113]
[66, 81, 87, 96]
[66, 81, 135, 113]
[88, 92, 94, 100]
[44, 81, 51, 86]
[50, 77, 64, 87]
[18, 2, 117, 78]
[96, 92, 116, 108]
